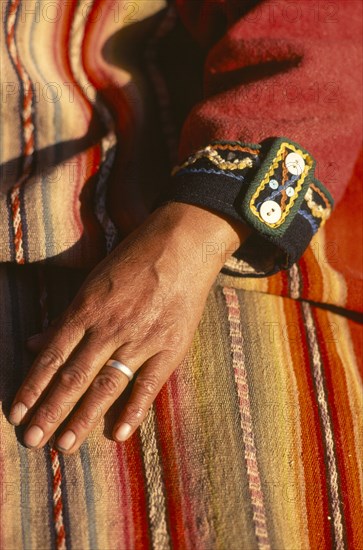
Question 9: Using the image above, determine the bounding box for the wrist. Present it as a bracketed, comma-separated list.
[150, 202, 252, 273]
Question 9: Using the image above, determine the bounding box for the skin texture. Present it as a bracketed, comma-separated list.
[8, 202, 252, 453]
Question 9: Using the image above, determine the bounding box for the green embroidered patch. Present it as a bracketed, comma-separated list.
[241, 137, 319, 237]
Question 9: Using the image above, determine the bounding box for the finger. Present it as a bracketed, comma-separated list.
[9, 314, 85, 427]
[26, 328, 55, 353]
[53, 346, 152, 454]
[113, 352, 176, 443]
[26, 315, 61, 351]
[21, 332, 113, 449]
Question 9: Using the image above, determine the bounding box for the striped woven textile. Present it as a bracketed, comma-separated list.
[1, 0, 170, 267]
[0, 262, 362, 549]
[0, 1, 362, 549]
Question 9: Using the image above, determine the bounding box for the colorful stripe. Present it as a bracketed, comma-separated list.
[4, 0, 36, 264]
[49, 448, 67, 550]
[5, 0, 35, 170]
[223, 286, 271, 550]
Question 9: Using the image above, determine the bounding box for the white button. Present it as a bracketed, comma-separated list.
[286, 186, 295, 197]
[285, 152, 305, 175]
[269, 179, 279, 190]
[259, 200, 282, 224]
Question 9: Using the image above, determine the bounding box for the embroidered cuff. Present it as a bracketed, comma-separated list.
[153, 138, 334, 277]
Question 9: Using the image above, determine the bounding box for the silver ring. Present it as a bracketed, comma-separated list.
[106, 359, 134, 381]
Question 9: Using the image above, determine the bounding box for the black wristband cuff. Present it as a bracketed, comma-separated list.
[152, 138, 334, 277]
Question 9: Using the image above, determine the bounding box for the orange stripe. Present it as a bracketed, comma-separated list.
[267, 271, 285, 297]
[299, 247, 324, 303]
[348, 320, 363, 380]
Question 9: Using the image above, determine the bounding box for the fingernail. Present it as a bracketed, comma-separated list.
[9, 402, 28, 426]
[115, 423, 132, 442]
[55, 430, 76, 451]
[24, 425, 44, 448]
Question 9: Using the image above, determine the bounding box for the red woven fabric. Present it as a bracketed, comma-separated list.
[176, 0, 362, 205]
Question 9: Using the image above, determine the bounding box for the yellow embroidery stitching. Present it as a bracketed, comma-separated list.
[172, 145, 255, 176]
[304, 187, 331, 225]
[249, 142, 313, 228]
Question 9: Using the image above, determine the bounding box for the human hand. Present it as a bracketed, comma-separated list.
[8, 203, 251, 453]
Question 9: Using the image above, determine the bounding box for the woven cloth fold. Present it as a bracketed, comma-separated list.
[0, 264, 362, 549]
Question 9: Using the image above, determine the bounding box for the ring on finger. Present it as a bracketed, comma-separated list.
[105, 359, 134, 382]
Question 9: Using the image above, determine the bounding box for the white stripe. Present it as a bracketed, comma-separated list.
[289, 263, 300, 299]
[302, 302, 345, 549]
[139, 404, 170, 550]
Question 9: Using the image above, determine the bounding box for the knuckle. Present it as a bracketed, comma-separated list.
[92, 372, 120, 396]
[36, 403, 63, 424]
[75, 403, 103, 428]
[35, 346, 65, 372]
[59, 365, 90, 392]
[123, 403, 145, 424]
[134, 372, 160, 397]
[74, 413, 95, 430]
[21, 379, 44, 402]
